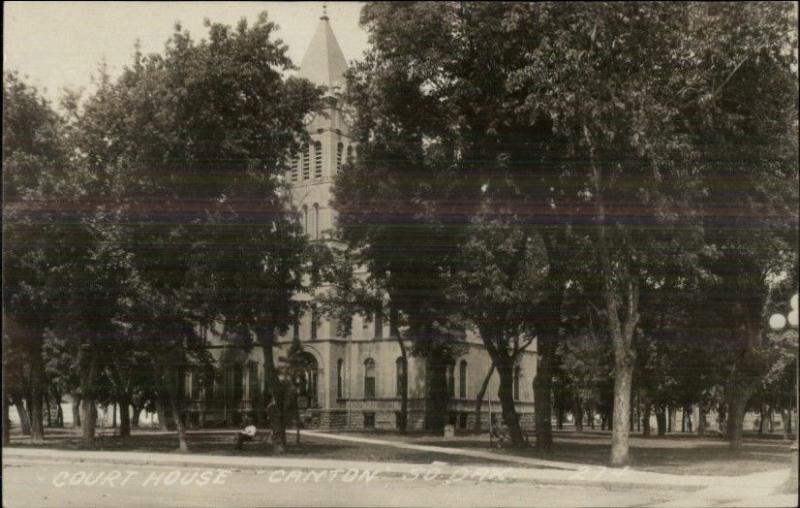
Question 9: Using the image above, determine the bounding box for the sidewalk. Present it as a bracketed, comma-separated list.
[7, 437, 789, 496]
[651, 469, 796, 507]
[298, 430, 795, 493]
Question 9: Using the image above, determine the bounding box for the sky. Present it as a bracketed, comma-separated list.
[3, 1, 369, 107]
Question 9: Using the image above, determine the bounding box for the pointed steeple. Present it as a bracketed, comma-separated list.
[298, 7, 348, 91]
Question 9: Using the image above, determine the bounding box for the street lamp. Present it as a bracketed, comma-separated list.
[769, 292, 798, 492]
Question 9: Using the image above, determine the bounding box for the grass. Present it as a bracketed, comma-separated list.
[341, 428, 794, 476]
[5, 427, 509, 467]
[6, 426, 793, 476]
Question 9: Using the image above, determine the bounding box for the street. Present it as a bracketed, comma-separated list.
[3, 457, 676, 508]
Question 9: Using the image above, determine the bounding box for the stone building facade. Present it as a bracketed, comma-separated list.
[181, 11, 537, 431]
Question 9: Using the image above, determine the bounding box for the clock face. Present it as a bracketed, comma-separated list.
[303, 112, 316, 126]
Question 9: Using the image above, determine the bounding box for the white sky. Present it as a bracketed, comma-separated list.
[3, 1, 368, 108]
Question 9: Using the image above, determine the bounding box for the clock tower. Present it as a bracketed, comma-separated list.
[289, 8, 353, 242]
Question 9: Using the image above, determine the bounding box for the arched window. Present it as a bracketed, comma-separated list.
[364, 358, 376, 398]
[313, 203, 320, 240]
[302, 205, 308, 235]
[337, 359, 344, 399]
[298, 352, 318, 405]
[396, 357, 407, 397]
[346, 145, 354, 164]
[459, 360, 467, 398]
[314, 141, 323, 179]
[336, 142, 344, 171]
[302, 146, 310, 180]
[513, 366, 521, 401]
[447, 361, 455, 398]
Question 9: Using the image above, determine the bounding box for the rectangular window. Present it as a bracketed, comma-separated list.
[458, 413, 468, 429]
[364, 412, 375, 429]
[310, 306, 318, 340]
[364, 377, 376, 398]
[233, 364, 244, 402]
[337, 359, 344, 399]
[184, 371, 193, 399]
[248, 361, 259, 401]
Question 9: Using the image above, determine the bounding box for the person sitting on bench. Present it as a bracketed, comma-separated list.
[235, 417, 257, 450]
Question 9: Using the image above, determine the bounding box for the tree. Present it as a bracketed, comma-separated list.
[507, 1, 797, 464]
[337, 1, 562, 433]
[69, 14, 319, 451]
[447, 199, 548, 447]
[681, 3, 798, 449]
[3, 71, 72, 443]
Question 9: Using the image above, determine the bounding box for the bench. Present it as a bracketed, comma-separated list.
[235, 429, 272, 449]
[489, 426, 530, 448]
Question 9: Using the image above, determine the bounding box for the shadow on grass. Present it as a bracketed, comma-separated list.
[6, 429, 510, 466]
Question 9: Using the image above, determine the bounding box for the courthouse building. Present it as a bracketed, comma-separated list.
[182, 10, 538, 431]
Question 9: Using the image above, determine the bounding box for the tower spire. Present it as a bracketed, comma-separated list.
[298, 6, 347, 89]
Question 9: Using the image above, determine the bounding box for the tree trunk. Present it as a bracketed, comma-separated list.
[424, 349, 448, 433]
[726, 390, 751, 451]
[474, 363, 495, 432]
[391, 306, 409, 434]
[494, 354, 525, 447]
[161, 365, 188, 452]
[79, 346, 98, 448]
[81, 396, 97, 448]
[656, 404, 667, 436]
[131, 402, 141, 428]
[697, 405, 706, 436]
[56, 399, 64, 428]
[588, 407, 595, 430]
[107, 363, 131, 438]
[556, 405, 564, 430]
[610, 356, 635, 465]
[118, 396, 131, 438]
[13, 397, 31, 435]
[257, 327, 286, 454]
[45, 392, 52, 427]
[155, 395, 170, 431]
[3, 392, 10, 445]
[29, 349, 45, 443]
[71, 394, 81, 428]
[585, 124, 639, 467]
[682, 406, 687, 433]
[782, 410, 791, 441]
[574, 396, 584, 433]
[534, 293, 560, 450]
[758, 405, 765, 436]
[666, 406, 671, 433]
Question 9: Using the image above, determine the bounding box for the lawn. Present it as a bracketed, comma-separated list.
[340, 429, 794, 476]
[4, 427, 509, 467]
[6, 426, 793, 476]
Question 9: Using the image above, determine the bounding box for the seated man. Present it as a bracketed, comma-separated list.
[235, 417, 257, 450]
